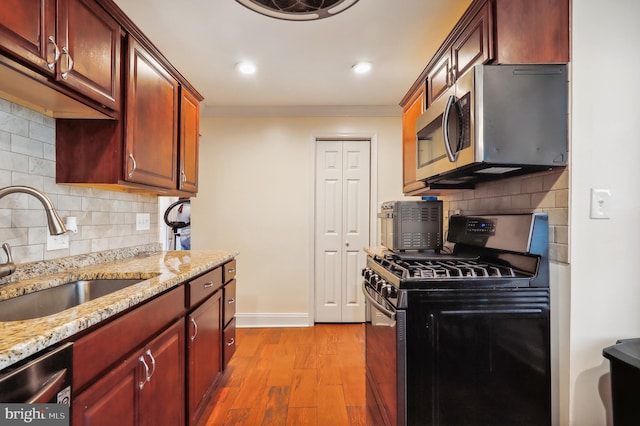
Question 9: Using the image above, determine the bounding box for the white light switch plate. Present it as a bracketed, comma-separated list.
[136, 213, 150, 231]
[47, 233, 69, 251]
[590, 188, 612, 219]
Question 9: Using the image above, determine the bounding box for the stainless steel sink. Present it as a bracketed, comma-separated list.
[0, 278, 145, 321]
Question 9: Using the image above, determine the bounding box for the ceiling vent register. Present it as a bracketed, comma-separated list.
[235, 0, 360, 21]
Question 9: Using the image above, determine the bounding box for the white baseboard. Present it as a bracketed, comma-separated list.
[235, 312, 312, 328]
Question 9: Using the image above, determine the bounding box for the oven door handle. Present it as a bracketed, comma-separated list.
[362, 282, 396, 321]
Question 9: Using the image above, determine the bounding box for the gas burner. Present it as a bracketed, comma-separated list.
[393, 259, 519, 280]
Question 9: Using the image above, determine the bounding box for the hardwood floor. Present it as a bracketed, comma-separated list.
[198, 324, 367, 426]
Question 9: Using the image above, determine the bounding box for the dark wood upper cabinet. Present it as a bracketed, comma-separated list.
[0, 0, 56, 75]
[493, 0, 569, 64]
[57, 0, 122, 111]
[1, 0, 202, 195]
[125, 37, 179, 190]
[0, 0, 121, 113]
[180, 88, 200, 193]
[56, 34, 200, 195]
[426, 1, 492, 106]
[402, 85, 428, 194]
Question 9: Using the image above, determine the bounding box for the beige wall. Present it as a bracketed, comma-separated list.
[568, 1, 640, 425]
[0, 99, 159, 270]
[191, 115, 405, 326]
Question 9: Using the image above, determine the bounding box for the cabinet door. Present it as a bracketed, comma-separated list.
[187, 291, 223, 425]
[125, 37, 179, 189]
[451, 1, 492, 82]
[0, 0, 56, 75]
[223, 318, 236, 369]
[140, 320, 185, 426]
[223, 279, 236, 327]
[73, 354, 140, 426]
[401, 85, 428, 194]
[57, 0, 122, 111]
[426, 52, 451, 106]
[179, 88, 200, 193]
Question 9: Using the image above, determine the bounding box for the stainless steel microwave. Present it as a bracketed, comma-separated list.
[415, 64, 568, 188]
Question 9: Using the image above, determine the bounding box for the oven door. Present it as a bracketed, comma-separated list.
[363, 282, 406, 426]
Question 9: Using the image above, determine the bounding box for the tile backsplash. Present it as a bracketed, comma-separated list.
[0, 98, 159, 264]
[439, 169, 569, 263]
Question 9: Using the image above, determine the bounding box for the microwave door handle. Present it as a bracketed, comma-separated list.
[442, 95, 458, 162]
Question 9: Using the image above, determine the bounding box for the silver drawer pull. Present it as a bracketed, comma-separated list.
[226, 338, 235, 347]
[227, 298, 235, 305]
[203, 281, 214, 289]
[227, 268, 235, 274]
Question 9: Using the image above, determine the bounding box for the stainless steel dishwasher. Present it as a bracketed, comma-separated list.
[0, 342, 73, 404]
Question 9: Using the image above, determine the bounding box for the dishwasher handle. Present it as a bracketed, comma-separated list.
[25, 369, 68, 404]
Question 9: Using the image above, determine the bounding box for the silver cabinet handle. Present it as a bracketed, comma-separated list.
[203, 281, 214, 289]
[60, 46, 73, 80]
[181, 170, 186, 183]
[227, 298, 235, 305]
[47, 36, 60, 70]
[227, 268, 235, 274]
[226, 338, 235, 347]
[128, 153, 137, 178]
[138, 355, 150, 389]
[190, 317, 198, 342]
[145, 349, 156, 381]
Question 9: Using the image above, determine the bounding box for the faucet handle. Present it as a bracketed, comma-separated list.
[2, 243, 14, 263]
[1, 243, 16, 278]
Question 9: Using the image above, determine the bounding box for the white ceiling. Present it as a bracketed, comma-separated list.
[113, 0, 472, 116]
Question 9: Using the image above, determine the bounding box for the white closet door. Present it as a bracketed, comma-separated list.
[315, 140, 370, 323]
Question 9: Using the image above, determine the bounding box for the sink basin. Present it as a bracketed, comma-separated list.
[0, 278, 145, 321]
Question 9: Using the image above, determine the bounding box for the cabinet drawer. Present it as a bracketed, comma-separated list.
[223, 279, 236, 327]
[223, 318, 236, 368]
[73, 285, 184, 391]
[187, 267, 222, 307]
[223, 259, 236, 283]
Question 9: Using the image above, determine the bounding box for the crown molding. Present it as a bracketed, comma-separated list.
[202, 104, 401, 117]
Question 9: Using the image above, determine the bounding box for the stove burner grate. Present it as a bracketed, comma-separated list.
[393, 259, 518, 280]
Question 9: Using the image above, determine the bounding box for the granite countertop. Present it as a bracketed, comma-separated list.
[0, 249, 238, 370]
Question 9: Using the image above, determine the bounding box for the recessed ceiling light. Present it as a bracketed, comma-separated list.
[235, 0, 360, 21]
[236, 61, 257, 75]
[352, 62, 372, 74]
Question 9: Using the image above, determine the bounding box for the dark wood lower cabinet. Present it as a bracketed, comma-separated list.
[186, 290, 223, 425]
[73, 319, 185, 426]
[72, 261, 237, 426]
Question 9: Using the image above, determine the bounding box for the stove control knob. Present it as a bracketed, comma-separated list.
[383, 285, 398, 299]
[362, 268, 372, 280]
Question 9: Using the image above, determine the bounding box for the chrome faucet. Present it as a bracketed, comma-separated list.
[0, 186, 68, 279]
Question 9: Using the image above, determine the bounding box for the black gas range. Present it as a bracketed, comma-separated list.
[363, 213, 551, 426]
